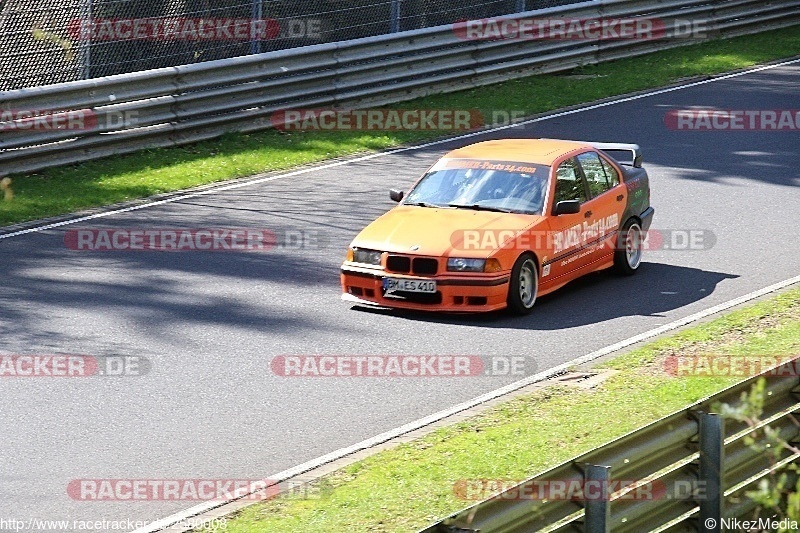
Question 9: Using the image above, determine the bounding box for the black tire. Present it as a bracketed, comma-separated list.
[614, 219, 644, 276]
[507, 254, 538, 315]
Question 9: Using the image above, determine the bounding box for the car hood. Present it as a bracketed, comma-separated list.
[351, 206, 544, 257]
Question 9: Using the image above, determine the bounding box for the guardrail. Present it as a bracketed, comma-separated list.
[419, 359, 800, 532]
[2, 0, 800, 176]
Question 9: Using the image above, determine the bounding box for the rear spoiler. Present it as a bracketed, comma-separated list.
[587, 142, 643, 168]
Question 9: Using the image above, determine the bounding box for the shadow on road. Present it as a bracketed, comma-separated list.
[352, 262, 739, 330]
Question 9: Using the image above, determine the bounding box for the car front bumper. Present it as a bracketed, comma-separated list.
[340, 264, 510, 312]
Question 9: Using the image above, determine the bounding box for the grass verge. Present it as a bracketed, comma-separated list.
[3, 25, 800, 226]
[204, 287, 800, 532]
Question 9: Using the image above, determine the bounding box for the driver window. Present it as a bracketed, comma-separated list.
[554, 158, 587, 204]
[412, 170, 446, 203]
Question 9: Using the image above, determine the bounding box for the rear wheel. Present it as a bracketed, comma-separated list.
[507, 254, 538, 315]
[614, 219, 643, 275]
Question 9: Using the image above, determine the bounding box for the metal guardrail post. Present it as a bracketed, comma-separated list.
[390, 0, 401, 33]
[698, 412, 723, 532]
[251, 0, 263, 55]
[583, 464, 610, 533]
[80, 0, 92, 79]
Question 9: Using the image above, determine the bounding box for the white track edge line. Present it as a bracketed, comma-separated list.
[136, 274, 800, 532]
[4, 56, 800, 242]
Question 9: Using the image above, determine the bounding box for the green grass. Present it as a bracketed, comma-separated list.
[3, 25, 800, 226]
[204, 287, 800, 533]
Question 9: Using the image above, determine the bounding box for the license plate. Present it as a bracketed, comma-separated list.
[383, 278, 437, 294]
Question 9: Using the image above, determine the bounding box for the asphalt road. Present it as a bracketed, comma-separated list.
[1, 63, 799, 530]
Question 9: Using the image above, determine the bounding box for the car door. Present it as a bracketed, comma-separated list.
[541, 157, 590, 284]
[574, 150, 626, 265]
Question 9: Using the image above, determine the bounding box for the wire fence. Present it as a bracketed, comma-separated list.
[0, 0, 583, 91]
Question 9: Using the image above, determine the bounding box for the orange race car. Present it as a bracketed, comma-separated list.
[340, 139, 654, 314]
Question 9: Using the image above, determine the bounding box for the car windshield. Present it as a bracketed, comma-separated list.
[403, 159, 549, 215]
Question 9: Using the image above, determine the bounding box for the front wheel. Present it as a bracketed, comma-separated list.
[614, 219, 643, 276]
[507, 254, 538, 315]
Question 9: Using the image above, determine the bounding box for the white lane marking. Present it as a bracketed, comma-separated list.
[137, 274, 800, 532]
[3, 57, 800, 242]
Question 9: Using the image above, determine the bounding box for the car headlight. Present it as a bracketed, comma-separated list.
[447, 258, 486, 272]
[352, 248, 382, 265]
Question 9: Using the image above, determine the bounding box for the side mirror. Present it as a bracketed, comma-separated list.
[389, 189, 404, 202]
[553, 199, 581, 215]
